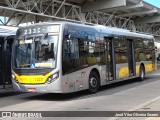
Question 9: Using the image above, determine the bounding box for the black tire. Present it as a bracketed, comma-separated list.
[88, 71, 100, 94]
[139, 65, 145, 81]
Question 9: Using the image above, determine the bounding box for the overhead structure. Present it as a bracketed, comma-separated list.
[0, 0, 160, 38]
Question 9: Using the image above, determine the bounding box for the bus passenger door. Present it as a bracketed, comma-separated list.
[105, 37, 116, 81]
[3, 36, 14, 87]
[127, 39, 136, 76]
[0, 39, 4, 88]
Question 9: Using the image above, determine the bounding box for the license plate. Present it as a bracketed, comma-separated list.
[27, 88, 37, 92]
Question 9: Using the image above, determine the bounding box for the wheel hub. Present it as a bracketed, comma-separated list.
[90, 77, 97, 88]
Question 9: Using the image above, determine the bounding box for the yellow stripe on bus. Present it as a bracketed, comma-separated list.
[136, 65, 140, 75]
[119, 67, 129, 78]
[136, 63, 156, 75]
[14, 73, 52, 84]
[154, 63, 157, 70]
[120, 63, 156, 78]
[145, 64, 154, 72]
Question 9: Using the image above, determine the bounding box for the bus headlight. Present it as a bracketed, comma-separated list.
[46, 72, 59, 84]
[12, 74, 19, 83]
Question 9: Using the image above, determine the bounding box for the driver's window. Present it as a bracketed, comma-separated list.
[34, 36, 57, 62]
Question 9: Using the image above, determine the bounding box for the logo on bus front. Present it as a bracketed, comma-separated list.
[34, 78, 43, 82]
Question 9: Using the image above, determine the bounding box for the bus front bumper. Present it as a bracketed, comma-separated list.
[12, 79, 62, 93]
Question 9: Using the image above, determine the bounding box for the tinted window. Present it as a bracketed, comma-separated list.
[62, 29, 100, 74]
[134, 39, 145, 62]
[143, 39, 155, 61]
[115, 37, 128, 63]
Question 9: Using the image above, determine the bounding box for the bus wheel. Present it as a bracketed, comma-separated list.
[88, 71, 99, 94]
[139, 65, 145, 81]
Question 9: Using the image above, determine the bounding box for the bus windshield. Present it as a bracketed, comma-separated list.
[14, 35, 58, 69]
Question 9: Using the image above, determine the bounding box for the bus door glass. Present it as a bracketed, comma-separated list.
[105, 37, 116, 81]
[150, 40, 156, 65]
[127, 39, 136, 76]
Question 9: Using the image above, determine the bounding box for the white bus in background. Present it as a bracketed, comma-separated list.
[12, 22, 156, 93]
[0, 26, 17, 89]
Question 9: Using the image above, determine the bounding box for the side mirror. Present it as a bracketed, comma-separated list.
[68, 34, 71, 39]
[65, 34, 73, 39]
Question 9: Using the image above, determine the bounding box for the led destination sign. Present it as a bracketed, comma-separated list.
[18, 24, 60, 36]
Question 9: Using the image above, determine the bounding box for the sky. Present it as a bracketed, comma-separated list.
[143, 0, 160, 8]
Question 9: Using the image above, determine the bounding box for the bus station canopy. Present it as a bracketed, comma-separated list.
[0, 0, 160, 37]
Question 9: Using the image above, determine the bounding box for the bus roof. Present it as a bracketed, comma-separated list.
[19, 21, 154, 40]
[64, 22, 154, 40]
[0, 26, 18, 37]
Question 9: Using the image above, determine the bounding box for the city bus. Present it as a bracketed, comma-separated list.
[11, 22, 156, 93]
[0, 26, 17, 89]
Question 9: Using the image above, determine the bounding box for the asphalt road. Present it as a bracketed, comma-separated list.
[1, 67, 160, 120]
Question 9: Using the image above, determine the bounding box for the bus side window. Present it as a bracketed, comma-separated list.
[62, 31, 99, 74]
[135, 39, 144, 62]
[63, 37, 79, 59]
[115, 36, 128, 64]
[62, 34, 80, 74]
